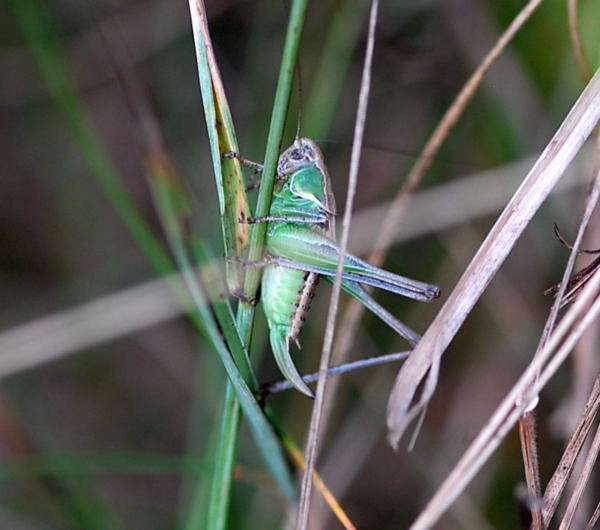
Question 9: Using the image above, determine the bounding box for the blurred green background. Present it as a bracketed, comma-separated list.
[1, 0, 599, 528]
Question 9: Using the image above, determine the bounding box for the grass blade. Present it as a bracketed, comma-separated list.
[187, 1, 311, 527]
[15, 0, 296, 515]
[188, 0, 250, 295]
[303, 0, 371, 139]
[147, 146, 296, 505]
[11, 0, 174, 278]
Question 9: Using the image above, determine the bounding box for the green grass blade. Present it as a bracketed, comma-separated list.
[188, 0, 250, 295]
[204, 384, 240, 530]
[186, 7, 255, 528]
[186, 2, 310, 527]
[147, 152, 260, 529]
[191, 241, 255, 384]
[11, 0, 174, 279]
[147, 155, 296, 504]
[0, 453, 208, 481]
[15, 0, 296, 516]
[241, 0, 311, 299]
[303, 0, 371, 139]
[179, 393, 236, 530]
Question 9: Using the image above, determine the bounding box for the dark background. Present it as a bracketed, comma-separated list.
[1, 0, 599, 528]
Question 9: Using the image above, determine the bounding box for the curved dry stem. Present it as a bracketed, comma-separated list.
[409, 250, 600, 530]
[567, 0, 592, 82]
[387, 68, 600, 450]
[397, 71, 600, 528]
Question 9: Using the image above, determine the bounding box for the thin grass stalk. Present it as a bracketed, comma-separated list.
[303, 0, 371, 139]
[300, 0, 377, 465]
[558, 421, 600, 529]
[149, 168, 296, 503]
[297, 1, 379, 527]
[204, 384, 240, 530]
[186, 3, 253, 526]
[519, 413, 543, 529]
[535, 376, 600, 528]
[369, 0, 546, 266]
[101, 11, 258, 520]
[237, 0, 310, 326]
[188, 1, 310, 526]
[168, 237, 297, 501]
[100, 21, 256, 524]
[586, 499, 600, 529]
[176, 357, 218, 528]
[281, 434, 357, 530]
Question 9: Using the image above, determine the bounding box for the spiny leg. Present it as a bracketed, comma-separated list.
[224, 151, 264, 173]
[225, 151, 264, 191]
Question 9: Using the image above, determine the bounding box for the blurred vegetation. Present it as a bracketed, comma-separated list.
[1, 0, 599, 528]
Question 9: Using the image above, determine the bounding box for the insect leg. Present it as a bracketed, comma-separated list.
[224, 152, 264, 191]
[337, 279, 422, 347]
[224, 151, 264, 173]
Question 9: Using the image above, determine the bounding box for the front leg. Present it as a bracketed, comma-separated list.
[225, 152, 265, 191]
[224, 151, 264, 173]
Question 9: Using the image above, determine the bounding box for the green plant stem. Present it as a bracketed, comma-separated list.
[207, 2, 311, 526]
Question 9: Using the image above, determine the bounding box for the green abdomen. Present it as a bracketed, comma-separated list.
[262, 265, 318, 342]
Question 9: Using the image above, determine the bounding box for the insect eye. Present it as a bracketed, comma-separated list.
[291, 149, 303, 160]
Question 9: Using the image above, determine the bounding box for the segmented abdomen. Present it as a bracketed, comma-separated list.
[262, 264, 319, 344]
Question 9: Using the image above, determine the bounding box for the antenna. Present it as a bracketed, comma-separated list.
[281, 0, 303, 141]
[294, 57, 304, 141]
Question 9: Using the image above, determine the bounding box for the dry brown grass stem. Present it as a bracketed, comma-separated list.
[520, 412, 543, 529]
[520, 145, 600, 529]
[558, 419, 600, 529]
[535, 376, 600, 528]
[0, 275, 184, 378]
[368, 0, 546, 266]
[386, 68, 600, 527]
[408, 243, 600, 529]
[387, 68, 600, 447]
